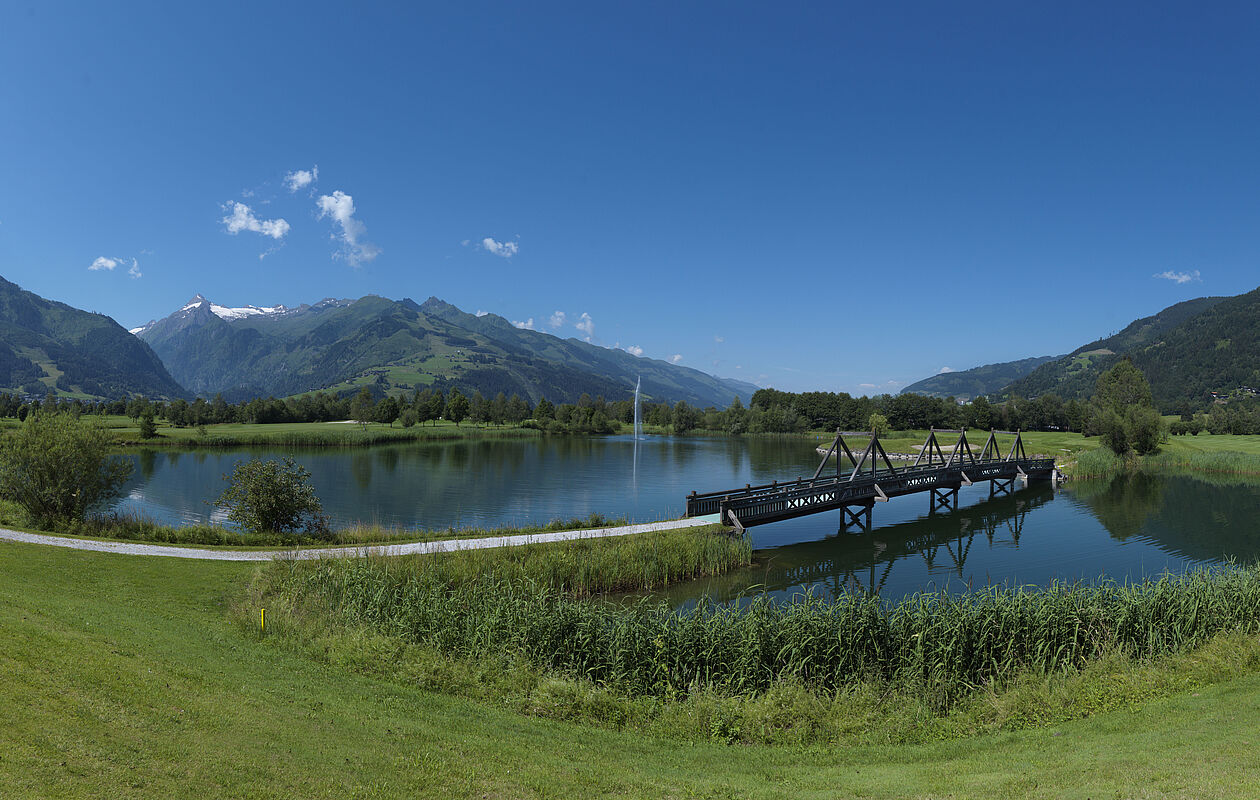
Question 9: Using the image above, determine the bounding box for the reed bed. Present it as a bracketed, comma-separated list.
[1070, 447, 1127, 478]
[1071, 447, 1260, 480]
[316, 525, 749, 597]
[1143, 450, 1260, 476]
[264, 558, 1260, 706]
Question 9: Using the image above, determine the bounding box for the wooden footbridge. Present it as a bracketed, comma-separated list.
[685, 428, 1056, 531]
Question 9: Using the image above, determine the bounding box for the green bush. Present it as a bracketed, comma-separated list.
[217, 456, 329, 539]
[0, 412, 131, 524]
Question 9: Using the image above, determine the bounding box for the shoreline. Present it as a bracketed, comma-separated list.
[0, 514, 726, 561]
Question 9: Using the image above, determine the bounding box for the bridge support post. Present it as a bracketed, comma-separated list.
[840, 502, 874, 532]
[990, 476, 1016, 498]
[930, 486, 958, 514]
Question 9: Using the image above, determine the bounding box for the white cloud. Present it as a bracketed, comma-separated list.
[513, 318, 535, 330]
[937, 366, 954, 374]
[90, 255, 143, 278]
[670, 354, 683, 364]
[317, 190, 380, 266]
[548, 311, 567, 329]
[460, 239, 471, 247]
[626, 345, 644, 357]
[714, 335, 725, 343]
[1154, 269, 1201, 284]
[575, 312, 594, 341]
[221, 202, 290, 240]
[481, 237, 519, 258]
[284, 165, 318, 193]
[859, 383, 876, 389]
[475, 310, 489, 317]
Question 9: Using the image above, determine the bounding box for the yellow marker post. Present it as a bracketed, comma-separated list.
[260, 607, 265, 634]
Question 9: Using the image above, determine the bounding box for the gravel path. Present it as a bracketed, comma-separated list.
[0, 515, 725, 562]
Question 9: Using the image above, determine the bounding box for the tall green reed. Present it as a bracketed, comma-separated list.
[266, 557, 1260, 707]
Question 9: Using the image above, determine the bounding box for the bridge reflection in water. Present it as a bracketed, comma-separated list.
[661, 483, 1058, 606]
[769, 484, 1054, 597]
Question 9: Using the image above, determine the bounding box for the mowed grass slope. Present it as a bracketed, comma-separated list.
[4, 540, 1260, 798]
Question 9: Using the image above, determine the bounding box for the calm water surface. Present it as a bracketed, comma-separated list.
[115, 435, 1260, 602]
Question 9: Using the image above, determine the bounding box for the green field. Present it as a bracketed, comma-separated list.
[3, 541, 1260, 797]
[90, 416, 540, 447]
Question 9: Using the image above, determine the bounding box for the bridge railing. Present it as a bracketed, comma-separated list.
[685, 428, 1051, 520]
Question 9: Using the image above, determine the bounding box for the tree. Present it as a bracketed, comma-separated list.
[534, 397, 555, 421]
[375, 396, 400, 427]
[1094, 359, 1154, 415]
[724, 396, 748, 436]
[0, 412, 132, 524]
[126, 395, 152, 421]
[672, 401, 698, 434]
[217, 456, 329, 540]
[166, 398, 191, 427]
[138, 412, 158, 439]
[1092, 360, 1163, 455]
[469, 391, 489, 426]
[490, 392, 508, 425]
[868, 412, 890, 437]
[965, 396, 994, 430]
[445, 389, 470, 426]
[506, 394, 530, 424]
[1126, 405, 1163, 455]
[425, 389, 446, 426]
[350, 387, 375, 429]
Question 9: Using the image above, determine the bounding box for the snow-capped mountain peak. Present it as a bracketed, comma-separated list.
[177, 294, 289, 321]
[209, 302, 289, 320]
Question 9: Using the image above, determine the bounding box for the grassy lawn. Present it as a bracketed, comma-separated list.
[95, 416, 538, 446]
[1161, 433, 1260, 456]
[4, 540, 1260, 798]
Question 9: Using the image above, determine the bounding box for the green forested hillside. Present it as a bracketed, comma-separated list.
[1128, 287, 1260, 407]
[138, 294, 755, 406]
[0, 276, 185, 399]
[901, 355, 1060, 399]
[1002, 295, 1227, 404]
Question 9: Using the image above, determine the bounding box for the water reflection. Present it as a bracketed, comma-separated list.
[112, 439, 1260, 603]
[659, 472, 1260, 606]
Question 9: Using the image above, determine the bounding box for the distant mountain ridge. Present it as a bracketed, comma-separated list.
[1002, 295, 1228, 403]
[900, 355, 1060, 400]
[900, 290, 1260, 409]
[134, 293, 756, 407]
[129, 294, 300, 334]
[0, 275, 184, 399]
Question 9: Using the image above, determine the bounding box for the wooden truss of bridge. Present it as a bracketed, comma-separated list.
[685, 428, 1056, 531]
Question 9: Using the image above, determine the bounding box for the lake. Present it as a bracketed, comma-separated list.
[115, 435, 1260, 602]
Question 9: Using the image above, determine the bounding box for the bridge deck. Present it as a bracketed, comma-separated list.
[686, 457, 1055, 528]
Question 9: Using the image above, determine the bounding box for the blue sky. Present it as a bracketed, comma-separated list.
[1, 2, 1258, 394]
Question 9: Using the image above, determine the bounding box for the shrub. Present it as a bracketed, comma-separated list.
[0, 412, 132, 524]
[217, 456, 329, 539]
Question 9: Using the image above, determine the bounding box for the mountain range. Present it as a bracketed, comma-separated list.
[900, 355, 1060, 400]
[1, 271, 1255, 411]
[0, 276, 183, 399]
[130, 292, 756, 406]
[901, 291, 1254, 408]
